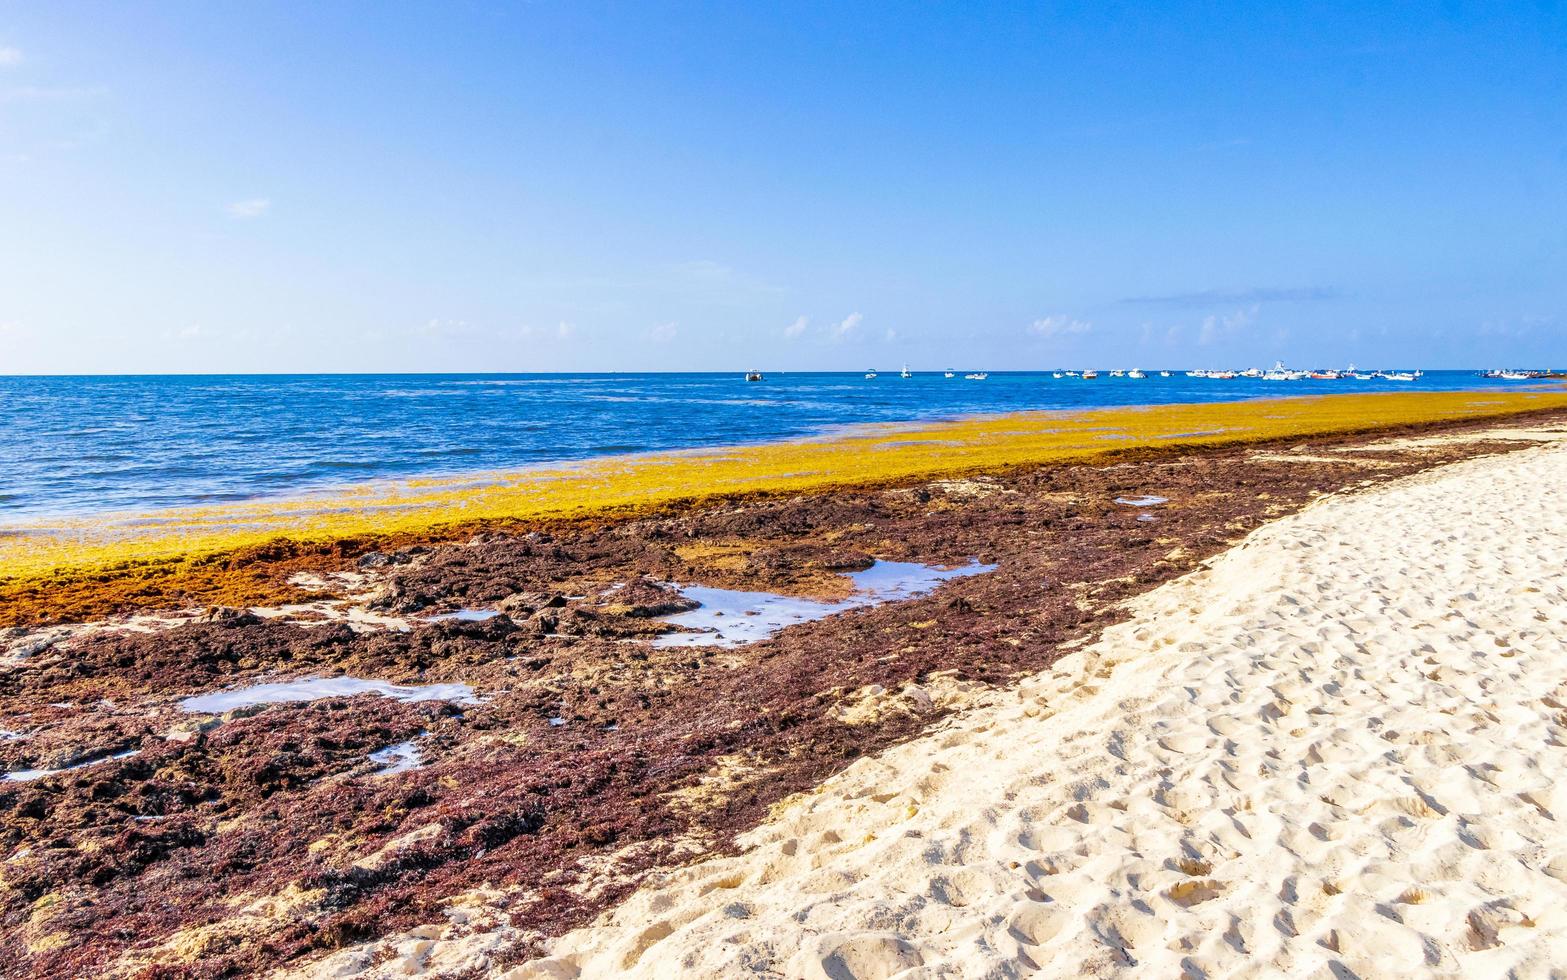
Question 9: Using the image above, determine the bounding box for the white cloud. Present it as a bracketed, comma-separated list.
[1480, 313, 1556, 339]
[412, 318, 473, 339]
[1198, 304, 1260, 346]
[667, 259, 785, 302]
[831, 312, 863, 341]
[884, 327, 898, 342]
[675, 259, 735, 283]
[227, 197, 271, 219]
[162, 323, 244, 341]
[0, 84, 109, 104]
[1028, 314, 1092, 338]
[161, 323, 268, 344]
[513, 321, 578, 342]
[649, 321, 678, 343]
[783, 315, 809, 339]
[0, 47, 23, 68]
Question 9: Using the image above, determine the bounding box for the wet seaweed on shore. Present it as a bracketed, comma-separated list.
[5, 389, 1567, 595]
[0, 418, 1561, 977]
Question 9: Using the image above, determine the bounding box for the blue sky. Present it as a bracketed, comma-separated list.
[1, 2, 1563, 373]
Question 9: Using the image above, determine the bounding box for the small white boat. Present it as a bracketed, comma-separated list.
[964, 372, 988, 380]
[1128, 369, 1146, 379]
[944, 368, 955, 378]
[900, 363, 912, 378]
[1082, 370, 1098, 379]
[1052, 372, 1063, 379]
[1109, 369, 1126, 378]
[1065, 370, 1080, 377]
[1159, 370, 1170, 377]
[744, 370, 764, 382]
[865, 369, 878, 379]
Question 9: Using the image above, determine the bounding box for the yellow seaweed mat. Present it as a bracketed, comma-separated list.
[5, 387, 1566, 585]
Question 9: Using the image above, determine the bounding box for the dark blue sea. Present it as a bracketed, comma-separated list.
[0, 371, 1535, 522]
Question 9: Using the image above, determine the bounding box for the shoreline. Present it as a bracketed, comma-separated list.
[4, 388, 1567, 628]
[4, 411, 1564, 977]
[489, 421, 1567, 978]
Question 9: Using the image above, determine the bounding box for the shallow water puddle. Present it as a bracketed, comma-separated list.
[4, 748, 139, 783]
[180, 677, 479, 714]
[652, 559, 994, 648]
[1115, 495, 1168, 507]
[368, 740, 423, 776]
[427, 609, 501, 623]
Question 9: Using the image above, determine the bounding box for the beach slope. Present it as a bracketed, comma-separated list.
[508, 430, 1567, 977]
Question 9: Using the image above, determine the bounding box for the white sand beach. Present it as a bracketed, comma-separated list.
[316, 430, 1567, 979]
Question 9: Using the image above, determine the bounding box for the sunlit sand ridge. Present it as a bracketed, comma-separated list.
[4, 388, 1565, 584]
[469, 429, 1567, 977]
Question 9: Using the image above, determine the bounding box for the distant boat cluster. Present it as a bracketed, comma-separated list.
[863, 364, 987, 380]
[1479, 369, 1558, 380]
[744, 364, 1560, 383]
[745, 361, 1459, 382]
[1187, 362, 1421, 382]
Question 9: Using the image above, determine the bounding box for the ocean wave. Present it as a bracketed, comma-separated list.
[0, 371, 1513, 519]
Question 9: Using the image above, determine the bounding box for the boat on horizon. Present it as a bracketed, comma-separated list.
[744, 370, 764, 382]
[944, 368, 955, 378]
[964, 371, 988, 380]
[865, 368, 878, 379]
[901, 363, 912, 378]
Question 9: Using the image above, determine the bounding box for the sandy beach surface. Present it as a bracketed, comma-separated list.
[463, 432, 1567, 978]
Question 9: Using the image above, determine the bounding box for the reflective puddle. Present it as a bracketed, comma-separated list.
[427, 609, 501, 623]
[368, 740, 423, 775]
[1114, 495, 1168, 507]
[4, 748, 140, 783]
[652, 559, 994, 648]
[180, 677, 479, 714]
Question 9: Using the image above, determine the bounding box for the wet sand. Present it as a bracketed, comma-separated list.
[3, 411, 1566, 977]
